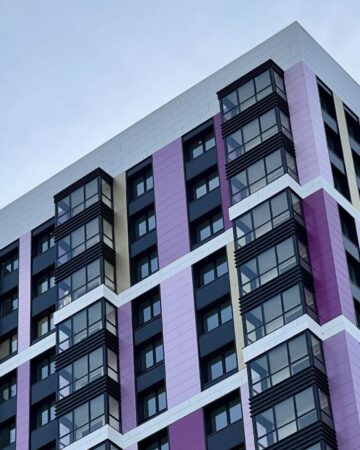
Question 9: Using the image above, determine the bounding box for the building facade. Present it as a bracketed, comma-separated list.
[1, 22, 360, 450]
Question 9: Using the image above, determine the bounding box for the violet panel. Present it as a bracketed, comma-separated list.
[303, 189, 356, 324]
[16, 361, 30, 450]
[241, 382, 255, 450]
[169, 409, 206, 450]
[18, 231, 31, 351]
[214, 113, 231, 230]
[153, 138, 190, 268]
[161, 267, 201, 408]
[285, 62, 333, 185]
[118, 302, 137, 432]
[323, 331, 360, 450]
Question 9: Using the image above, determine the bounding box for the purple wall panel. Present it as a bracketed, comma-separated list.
[161, 267, 201, 408]
[169, 409, 206, 450]
[323, 331, 360, 450]
[214, 113, 231, 230]
[118, 303, 137, 432]
[16, 362, 30, 450]
[241, 382, 255, 450]
[153, 138, 190, 268]
[18, 232, 31, 351]
[285, 62, 333, 185]
[303, 189, 355, 324]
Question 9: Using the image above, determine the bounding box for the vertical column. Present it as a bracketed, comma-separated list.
[214, 113, 231, 230]
[16, 232, 31, 450]
[303, 189, 356, 324]
[333, 95, 360, 210]
[323, 331, 360, 450]
[153, 138, 190, 268]
[169, 409, 206, 450]
[118, 303, 137, 432]
[285, 62, 333, 185]
[240, 382, 255, 450]
[161, 267, 200, 408]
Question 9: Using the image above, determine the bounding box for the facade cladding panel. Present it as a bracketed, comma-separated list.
[0, 22, 360, 450]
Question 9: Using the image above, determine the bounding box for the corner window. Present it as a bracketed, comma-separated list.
[0, 290, 18, 319]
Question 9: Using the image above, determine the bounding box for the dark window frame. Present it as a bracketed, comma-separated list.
[0, 289, 18, 319]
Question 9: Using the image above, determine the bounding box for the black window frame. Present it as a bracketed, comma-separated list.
[184, 128, 216, 162]
[202, 345, 238, 386]
[205, 393, 243, 435]
[0, 417, 16, 448]
[0, 370, 17, 403]
[33, 268, 56, 297]
[134, 248, 159, 283]
[1, 250, 19, 278]
[138, 383, 167, 423]
[138, 428, 169, 450]
[0, 331, 18, 362]
[130, 168, 154, 201]
[0, 289, 18, 319]
[32, 350, 56, 383]
[199, 296, 233, 334]
[190, 170, 220, 202]
[33, 396, 56, 429]
[195, 250, 229, 289]
[33, 307, 55, 342]
[133, 289, 161, 328]
[133, 208, 157, 240]
[192, 208, 224, 247]
[136, 336, 164, 374]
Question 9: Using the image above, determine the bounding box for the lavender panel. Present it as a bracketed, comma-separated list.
[241, 382, 255, 450]
[16, 362, 30, 450]
[161, 267, 201, 408]
[118, 303, 137, 432]
[323, 331, 360, 450]
[169, 409, 206, 450]
[153, 138, 190, 268]
[285, 62, 333, 185]
[303, 189, 355, 324]
[214, 113, 231, 230]
[18, 231, 31, 351]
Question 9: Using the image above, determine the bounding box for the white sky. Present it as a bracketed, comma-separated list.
[1, 0, 360, 209]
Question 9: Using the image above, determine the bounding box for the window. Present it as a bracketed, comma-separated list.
[59, 347, 118, 399]
[58, 301, 116, 352]
[332, 165, 351, 201]
[33, 270, 55, 297]
[347, 253, 360, 287]
[137, 338, 164, 373]
[325, 125, 344, 160]
[58, 258, 115, 308]
[59, 394, 119, 448]
[135, 291, 161, 327]
[34, 398, 56, 428]
[135, 250, 158, 282]
[0, 290, 18, 318]
[34, 309, 55, 340]
[244, 284, 317, 345]
[204, 347, 237, 385]
[235, 190, 303, 248]
[139, 429, 169, 450]
[239, 237, 310, 295]
[33, 352, 56, 382]
[0, 332, 17, 361]
[134, 209, 156, 239]
[339, 206, 359, 246]
[201, 298, 233, 333]
[140, 384, 167, 422]
[230, 148, 297, 204]
[197, 252, 228, 288]
[0, 371, 16, 402]
[255, 387, 333, 449]
[225, 108, 292, 162]
[1, 251, 18, 277]
[318, 81, 336, 119]
[208, 396, 242, 434]
[352, 150, 360, 177]
[0, 418, 16, 447]
[221, 69, 286, 121]
[249, 333, 325, 396]
[101, 179, 113, 208]
[345, 107, 360, 145]
[191, 171, 220, 201]
[35, 230, 55, 256]
[193, 210, 224, 245]
[132, 170, 154, 199]
[186, 129, 216, 161]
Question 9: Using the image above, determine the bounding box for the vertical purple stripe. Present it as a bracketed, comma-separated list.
[214, 113, 231, 230]
[16, 362, 30, 450]
[161, 267, 200, 408]
[118, 303, 137, 432]
[153, 138, 190, 268]
[241, 382, 255, 450]
[303, 190, 355, 324]
[285, 62, 333, 185]
[18, 232, 31, 351]
[323, 331, 360, 450]
[169, 409, 206, 450]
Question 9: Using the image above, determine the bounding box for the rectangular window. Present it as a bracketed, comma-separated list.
[34, 229, 55, 256]
[135, 250, 158, 282]
[131, 169, 154, 200]
[33, 269, 55, 297]
[230, 148, 297, 204]
[203, 346, 237, 385]
[0, 332, 17, 361]
[221, 68, 286, 121]
[33, 351, 56, 382]
[137, 338, 164, 374]
[58, 301, 116, 352]
[244, 284, 317, 345]
[0, 371, 16, 403]
[185, 129, 216, 161]
[134, 291, 161, 328]
[134, 209, 156, 239]
[191, 171, 220, 201]
[34, 309, 55, 340]
[197, 252, 228, 288]
[1, 251, 19, 277]
[208, 396, 242, 434]
[139, 429, 169, 450]
[193, 210, 224, 246]
[0, 418, 16, 447]
[34, 398, 56, 428]
[0, 290, 18, 318]
[200, 297, 233, 334]
[139, 384, 167, 422]
[235, 190, 303, 248]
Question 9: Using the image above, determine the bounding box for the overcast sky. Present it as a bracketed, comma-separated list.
[1, 0, 359, 209]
